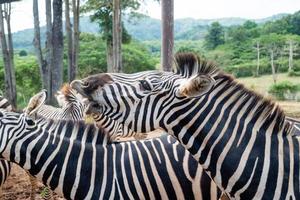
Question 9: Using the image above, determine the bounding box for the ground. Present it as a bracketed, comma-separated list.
[1, 165, 64, 200]
[1, 73, 300, 199]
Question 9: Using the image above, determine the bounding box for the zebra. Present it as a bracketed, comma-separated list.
[30, 84, 146, 140]
[29, 85, 85, 120]
[71, 52, 300, 199]
[0, 96, 12, 196]
[28, 86, 228, 199]
[0, 109, 223, 200]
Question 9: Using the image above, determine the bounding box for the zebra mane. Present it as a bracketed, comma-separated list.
[58, 84, 77, 105]
[174, 52, 291, 135]
[37, 118, 112, 144]
[225, 80, 291, 135]
[174, 52, 219, 78]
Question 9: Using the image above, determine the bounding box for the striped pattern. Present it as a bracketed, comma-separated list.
[36, 87, 84, 120]
[0, 96, 12, 190]
[0, 111, 221, 200]
[71, 53, 300, 199]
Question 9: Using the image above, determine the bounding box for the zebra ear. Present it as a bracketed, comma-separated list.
[24, 89, 47, 116]
[177, 75, 215, 98]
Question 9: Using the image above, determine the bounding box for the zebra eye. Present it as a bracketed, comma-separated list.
[26, 118, 35, 126]
[139, 80, 151, 91]
[82, 81, 90, 88]
[0, 112, 3, 117]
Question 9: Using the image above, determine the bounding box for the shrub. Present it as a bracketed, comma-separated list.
[288, 69, 300, 77]
[268, 81, 300, 100]
[19, 50, 28, 57]
[224, 63, 255, 77]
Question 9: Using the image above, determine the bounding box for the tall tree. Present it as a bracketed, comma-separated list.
[33, 0, 63, 104]
[260, 34, 285, 83]
[113, 0, 122, 72]
[253, 40, 261, 77]
[285, 35, 299, 73]
[81, 0, 137, 72]
[0, 0, 19, 109]
[65, 0, 73, 81]
[51, 0, 64, 103]
[161, 0, 173, 72]
[71, 0, 80, 80]
[33, 0, 50, 94]
[65, 0, 80, 82]
[45, 0, 53, 100]
[204, 22, 225, 50]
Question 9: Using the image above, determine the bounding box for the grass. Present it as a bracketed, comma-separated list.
[237, 73, 300, 96]
[237, 73, 300, 119]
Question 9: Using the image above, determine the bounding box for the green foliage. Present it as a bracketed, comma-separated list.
[122, 42, 157, 73]
[0, 55, 41, 108]
[288, 70, 300, 77]
[72, 33, 158, 78]
[204, 22, 225, 50]
[0, 32, 157, 108]
[81, 0, 141, 44]
[18, 50, 27, 57]
[268, 81, 300, 100]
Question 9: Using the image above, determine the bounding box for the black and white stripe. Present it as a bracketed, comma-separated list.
[0, 96, 12, 191]
[71, 53, 300, 199]
[0, 110, 222, 200]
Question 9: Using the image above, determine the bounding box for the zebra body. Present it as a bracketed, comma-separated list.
[0, 111, 221, 200]
[0, 96, 12, 189]
[71, 53, 300, 199]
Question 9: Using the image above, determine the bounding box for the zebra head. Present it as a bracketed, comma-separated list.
[0, 110, 37, 158]
[71, 53, 217, 133]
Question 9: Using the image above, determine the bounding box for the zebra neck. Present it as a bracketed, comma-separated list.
[164, 83, 300, 198]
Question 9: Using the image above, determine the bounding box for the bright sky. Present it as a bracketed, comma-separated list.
[10, 0, 300, 32]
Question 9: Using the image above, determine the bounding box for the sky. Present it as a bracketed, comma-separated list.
[9, 0, 300, 32]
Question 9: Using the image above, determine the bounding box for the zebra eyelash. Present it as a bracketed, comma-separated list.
[139, 80, 152, 91]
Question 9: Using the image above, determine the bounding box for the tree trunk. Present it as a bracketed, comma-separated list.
[288, 40, 293, 73]
[270, 50, 277, 83]
[5, 4, 13, 62]
[51, 0, 63, 104]
[0, 4, 16, 109]
[113, 0, 122, 72]
[4, 3, 16, 108]
[65, 0, 73, 82]
[161, 0, 174, 72]
[71, 0, 80, 80]
[45, 0, 53, 102]
[106, 40, 113, 72]
[33, 0, 50, 93]
[256, 41, 260, 77]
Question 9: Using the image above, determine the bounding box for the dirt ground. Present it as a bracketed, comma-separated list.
[1, 164, 64, 200]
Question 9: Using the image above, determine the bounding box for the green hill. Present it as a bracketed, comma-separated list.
[12, 13, 288, 50]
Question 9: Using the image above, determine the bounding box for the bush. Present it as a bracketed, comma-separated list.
[224, 63, 255, 77]
[268, 81, 300, 100]
[288, 69, 300, 77]
[19, 50, 28, 57]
